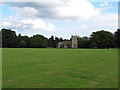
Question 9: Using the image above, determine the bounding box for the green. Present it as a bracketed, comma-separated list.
[2, 48, 118, 88]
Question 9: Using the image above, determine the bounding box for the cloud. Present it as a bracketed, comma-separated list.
[13, 7, 38, 19]
[98, 2, 113, 12]
[1, 16, 55, 31]
[2, 16, 23, 28]
[100, 2, 108, 7]
[4, 0, 100, 21]
[95, 13, 117, 23]
[79, 12, 118, 33]
[80, 25, 88, 29]
[1, 1, 118, 38]
[56, 0, 100, 20]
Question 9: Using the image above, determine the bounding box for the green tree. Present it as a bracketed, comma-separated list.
[19, 40, 27, 48]
[20, 36, 30, 47]
[48, 35, 55, 48]
[114, 29, 120, 48]
[30, 34, 47, 48]
[63, 41, 71, 48]
[54, 37, 60, 48]
[2, 28, 18, 48]
[60, 37, 63, 42]
[77, 36, 91, 48]
[90, 30, 115, 48]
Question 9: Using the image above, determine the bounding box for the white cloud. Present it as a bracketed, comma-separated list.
[14, 7, 37, 19]
[32, 19, 55, 31]
[80, 25, 88, 29]
[2, 16, 23, 28]
[100, 2, 108, 7]
[2, 0, 119, 3]
[1, 16, 55, 31]
[5, 0, 100, 21]
[79, 13, 118, 33]
[56, 0, 100, 20]
[97, 2, 113, 12]
[1, 1, 118, 38]
[89, 13, 118, 28]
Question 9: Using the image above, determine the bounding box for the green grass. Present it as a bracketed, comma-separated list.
[2, 48, 118, 88]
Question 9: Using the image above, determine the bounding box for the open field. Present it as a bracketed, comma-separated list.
[2, 48, 118, 88]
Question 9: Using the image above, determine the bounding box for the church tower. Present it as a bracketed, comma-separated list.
[71, 35, 78, 48]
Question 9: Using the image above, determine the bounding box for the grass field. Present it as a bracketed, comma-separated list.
[2, 48, 118, 88]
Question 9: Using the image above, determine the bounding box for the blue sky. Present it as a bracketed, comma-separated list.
[0, 0, 118, 39]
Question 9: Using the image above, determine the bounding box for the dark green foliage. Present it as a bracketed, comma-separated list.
[64, 41, 71, 48]
[114, 29, 120, 48]
[77, 36, 91, 48]
[1, 28, 118, 48]
[60, 37, 63, 42]
[54, 37, 60, 48]
[90, 30, 115, 49]
[47, 35, 54, 48]
[47, 36, 60, 48]
[2, 28, 18, 48]
[30, 34, 48, 48]
[18, 34, 31, 48]
[19, 40, 27, 48]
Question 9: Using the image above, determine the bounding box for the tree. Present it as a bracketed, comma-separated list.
[63, 41, 71, 48]
[90, 30, 115, 48]
[48, 35, 55, 48]
[19, 40, 27, 48]
[54, 37, 60, 48]
[77, 36, 91, 48]
[2, 28, 18, 48]
[50, 35, 54, 41]
[55, 37, 59, 42]
[30, 34, 47, 48]
[19, 36, 30, 48]
[60, 37, 63, 42]
[114, 29, 120, 48]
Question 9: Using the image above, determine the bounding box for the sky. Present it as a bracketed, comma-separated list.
[0, 0, 118, 39]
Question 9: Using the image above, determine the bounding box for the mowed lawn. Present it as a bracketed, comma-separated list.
[2, 48, 118, 88]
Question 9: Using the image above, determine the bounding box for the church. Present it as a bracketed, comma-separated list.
[57, 35, 78, 48]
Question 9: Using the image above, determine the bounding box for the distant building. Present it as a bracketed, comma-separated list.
[57, 42, 63, 48]
[57, 35, 78, 48]
[71, 35, 78, 48]
[57, 41, 71, 48]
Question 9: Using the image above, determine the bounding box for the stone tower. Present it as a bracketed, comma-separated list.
[71, 35, 78, 48]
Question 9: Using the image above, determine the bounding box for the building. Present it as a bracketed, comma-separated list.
[57, 42, 63, 48]
[57, 41, 71, 48]
[71, 35, 78, 48]
[57, 35, 78, 48]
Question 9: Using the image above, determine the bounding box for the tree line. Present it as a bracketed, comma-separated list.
[0, 28, 120, 48]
